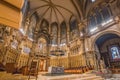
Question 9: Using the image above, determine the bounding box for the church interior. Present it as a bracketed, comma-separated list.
[0, 0, 120, 80]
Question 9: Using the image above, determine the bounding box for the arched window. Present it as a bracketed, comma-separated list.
[27, 14, 36, 39]
[60, 21, 67, 44]
[40, 19, 49, 31]
[51, 22, 58, 45]
[70, 17, 78, 41]
[111, 46, 120, 60]
[101, 6, 111, 21]
[89, 15, 96, 30]
[88, 6, 112, 33]
[95, 8, 103, 24]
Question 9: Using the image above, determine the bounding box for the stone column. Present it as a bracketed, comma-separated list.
[78, 20, 87, 66]
[92, 51, 99, 70]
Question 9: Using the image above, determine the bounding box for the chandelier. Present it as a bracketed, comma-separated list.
[50, 46, 65, 56]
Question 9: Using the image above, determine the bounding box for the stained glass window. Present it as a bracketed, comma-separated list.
[40, 19, 49, 31]
[88, 6, 112, 33]
[95, 9, 103, 25]
[60, 22, 67, 44]
[28, 14, 36, 39]
[111, 46, 120, 60]
[89, 16, 96, 28]
[70, 17, 78, 41]
[51, 23, 58, 45]
[101, 6, 111, 22]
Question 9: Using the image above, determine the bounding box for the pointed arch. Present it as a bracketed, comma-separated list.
[51, 22, 58, 45]
[40, 19, 49, 31]
[69, 16, 79, 41]
[60, 21, 67, 44]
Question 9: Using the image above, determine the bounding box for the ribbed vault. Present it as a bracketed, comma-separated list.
[29, 0, 80, 24]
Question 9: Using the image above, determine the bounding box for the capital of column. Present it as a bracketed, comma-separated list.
[78, 19, 87, 31]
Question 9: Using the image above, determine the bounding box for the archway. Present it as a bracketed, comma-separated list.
[95, 33, 120, 70]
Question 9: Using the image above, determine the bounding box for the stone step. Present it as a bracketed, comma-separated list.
[71, 76, 104, 80]
[0, 71, 105, 80]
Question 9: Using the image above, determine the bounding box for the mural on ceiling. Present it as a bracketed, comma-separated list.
[40, 19, 49, 32]
[51, 23, 58, 45]
[60, 21, 67, 44]
[27, 14, 36, 39]
[70, 17, 78, 41]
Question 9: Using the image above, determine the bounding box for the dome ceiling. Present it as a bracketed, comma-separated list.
[29, 0, 80, 24]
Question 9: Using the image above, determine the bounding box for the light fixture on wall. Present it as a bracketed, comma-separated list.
[50, 45, 64, 56]
[91, 0, 95, 2]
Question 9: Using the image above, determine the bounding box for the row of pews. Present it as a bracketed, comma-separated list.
[64, 66, 94, 74]
[1, 62, 94, 75]
[110, 62, 120, 73]
[110, 67, 120, 74]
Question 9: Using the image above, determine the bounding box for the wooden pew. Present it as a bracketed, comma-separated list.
[64, 66, 93, 74]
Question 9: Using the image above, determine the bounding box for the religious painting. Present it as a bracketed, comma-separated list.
[110, 46, 120, 60]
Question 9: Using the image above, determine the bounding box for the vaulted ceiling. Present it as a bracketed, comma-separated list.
[28, 0, 112, 24]
[29, 0, 80, 24]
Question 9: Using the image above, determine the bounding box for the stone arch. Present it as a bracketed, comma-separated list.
[91, 30, 120, 51]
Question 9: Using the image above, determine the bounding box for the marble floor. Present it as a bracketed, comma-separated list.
[0, 72, 120, 80]
[0, 72, 104, 80]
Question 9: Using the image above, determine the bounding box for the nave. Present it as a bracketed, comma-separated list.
[0, 0, 120, 80]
